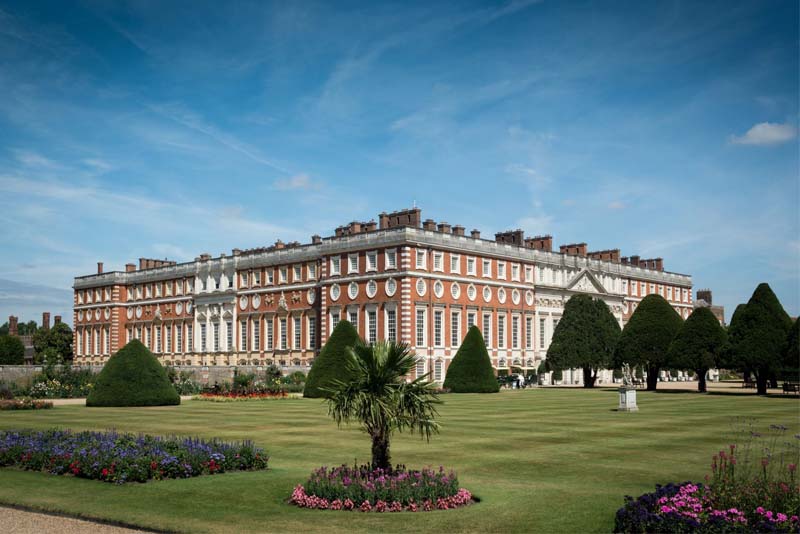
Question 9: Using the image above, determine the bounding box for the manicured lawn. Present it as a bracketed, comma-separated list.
[0, 389, 796, 533]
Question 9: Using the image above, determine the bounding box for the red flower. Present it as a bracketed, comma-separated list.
[101, 468, 109, 477]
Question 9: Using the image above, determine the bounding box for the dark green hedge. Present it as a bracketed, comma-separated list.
[303, 320, 360, 398]
[443, 326, 499, 393]
[86, 340, 180, 407]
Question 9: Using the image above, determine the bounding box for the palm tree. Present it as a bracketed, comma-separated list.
[324, 340, 441, 470]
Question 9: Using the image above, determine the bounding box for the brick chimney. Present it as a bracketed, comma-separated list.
[8, 316, 18, 337]
[274, 240, 285, 250]
[125, 263, 136, 272]
[525, 235, 553, 252]
[495, 230, 525, 246]
[437, 222, 452, 234]
[54, 315, 62, 325]
[97, 262, 104, 274]
[42, 312, 50, 331]
[423, 219, 437, 231]
[560, 243, 588, 257]
[452, 225, 465, 236]
[654, 258, 664, 271]
[588, 249, 621, 263]
[470, 229, 481, 239]
[697, 289, 712, 304]
[379, 208, 422, 229]
[311, 234, 322, 245]
[629, 255, 641, 267]
[365, 220, 377, 232]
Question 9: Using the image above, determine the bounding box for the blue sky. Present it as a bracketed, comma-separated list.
[0, 0, 797, 326]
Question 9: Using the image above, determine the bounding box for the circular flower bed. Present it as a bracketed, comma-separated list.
[289, 464, 473, 512]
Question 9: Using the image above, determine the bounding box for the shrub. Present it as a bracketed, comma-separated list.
[29, 366, 95, 398]
[86, 340, 180, 407]
[289, 464, 472, 512]
[304, 320, 360, 398]
[443, 326, 499, 393]
[0, 429, 268, 483]
[0, 335, 25, 365]
[0, 398, 53, 410]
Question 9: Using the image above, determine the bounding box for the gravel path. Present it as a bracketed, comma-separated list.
[0, 506, 149, 533]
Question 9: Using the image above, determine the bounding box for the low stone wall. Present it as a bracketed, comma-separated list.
[0, 365, 308, 387]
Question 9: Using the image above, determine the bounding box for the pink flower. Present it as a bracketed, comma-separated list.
[360, 500, 372, 512]
[789, 463, 797, 473]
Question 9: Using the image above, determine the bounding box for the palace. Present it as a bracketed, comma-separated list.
[72, 208, 693, 384]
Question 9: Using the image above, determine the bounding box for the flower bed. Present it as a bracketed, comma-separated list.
[0, 429, 268, 483]
[615, 422, 799, 533]
[289, 464, 473, 512]
[0, 398, 53, 410]
[195, 391, 289, 401]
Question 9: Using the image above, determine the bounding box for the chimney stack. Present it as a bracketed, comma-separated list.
[452, 225, 465, 236]
[559, 243, 588, 257]
[495, 230, 525, 246]
[311, 234, 322, 245]
[274, 240, 285, 250]
[8, 316, 18, 337]
[423, 219, 437, 231]
[125, 263, 136, 272]
[54, 315, 62, 325]
[470, 229, 481, 239]
[378, 208, 422, 229]
[437, 222, 452, 234]
[525, 235, 553, 252]
[97, 262, 104, 274]
[42, 312, 50, 331]
[697, 289, 712, 305]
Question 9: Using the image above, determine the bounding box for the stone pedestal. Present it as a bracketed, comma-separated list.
[617, 387, 638, 412]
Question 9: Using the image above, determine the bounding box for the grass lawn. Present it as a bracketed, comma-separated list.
[0, 388, 797, 533]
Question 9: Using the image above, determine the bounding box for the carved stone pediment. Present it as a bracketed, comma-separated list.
[566, 269, 606, 295]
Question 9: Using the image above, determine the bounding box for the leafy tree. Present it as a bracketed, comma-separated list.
[614, 294, 683, 391]
[783, 318, 800, 383]
[443, 326, 500, 393]
[668, 307, 728, 393]
[0, 322, 7, 336]
[728, 283, 792, 395]
[86, 340, 180, 407]
[32, 322, 73, 364]
[0, 335, 25, 364]
[325, 341, 440, 470]
[304, 320, 360, 398]
[546, 295, 621, 388]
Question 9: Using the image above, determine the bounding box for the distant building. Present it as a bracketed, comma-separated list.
[694, 289, 725, 326]
[6, 312, 61, 364]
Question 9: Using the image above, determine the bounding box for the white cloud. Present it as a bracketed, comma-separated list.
[273, 173, 319, 191]
[505, 163, 551, 188]
[518, 214, 553, 235]
[730, 122, 797, 146]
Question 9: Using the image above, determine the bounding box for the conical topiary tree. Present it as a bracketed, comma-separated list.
[668, 307, 727, 393]
[546, 295, 621, 388]
[614, 294, 683, 391]
[304, 320, 361, 398]
[728, 283, 792, 395]
[443, 326, 500, 393]
[86, 340, 180, 407]
[782, 318, 799, 383]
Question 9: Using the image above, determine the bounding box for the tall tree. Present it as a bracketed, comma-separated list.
[32, 322, 73, 364]
[0, 335, 25, 364]
[546, 295, 621, 388]
[304, 320, 360, 398]
[728, 283, 792, 395]
[325, 341, 440, 470]
[783, 318, 799, 383]
[668, 307, 727, 393]
[614, 294, 683, 391]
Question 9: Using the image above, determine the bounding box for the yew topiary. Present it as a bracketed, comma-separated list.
[443, 326, 499, 393]
[304, 320, 361, 398]
[86, 340, 180, 407]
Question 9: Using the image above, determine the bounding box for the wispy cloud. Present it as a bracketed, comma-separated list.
[505, 163, 551, 188]
[730, 121, 797, 145]
[608, 200, 626, 210]
[273, 173, 320, 191]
